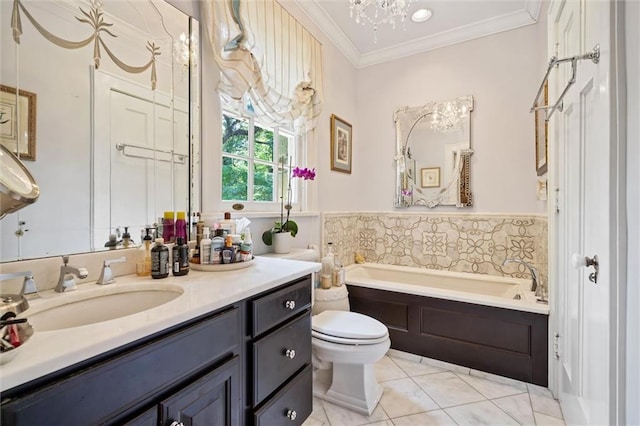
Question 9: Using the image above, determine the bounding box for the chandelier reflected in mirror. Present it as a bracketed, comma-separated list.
[430, 99, 469, 133]
[174, 32, 198, 76]
[349, 0, 413, 43]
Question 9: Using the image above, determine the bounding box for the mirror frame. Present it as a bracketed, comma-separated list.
[394, 96, 474, 208]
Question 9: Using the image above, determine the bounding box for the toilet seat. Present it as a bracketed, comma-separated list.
[312, 310, 389, 345]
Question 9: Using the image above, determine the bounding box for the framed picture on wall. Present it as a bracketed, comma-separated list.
[0, 84, 37, 161]
[534, 81, 548, 176]
[421, 167, 440, 188]
[330, 114, 352, 174]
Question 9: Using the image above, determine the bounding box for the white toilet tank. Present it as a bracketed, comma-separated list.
[261, 248, 350, 314]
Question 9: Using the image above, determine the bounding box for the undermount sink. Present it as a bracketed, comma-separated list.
[22, 284, 184, 331]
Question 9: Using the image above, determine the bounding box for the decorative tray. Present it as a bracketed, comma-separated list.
[189, 257, 255, 272]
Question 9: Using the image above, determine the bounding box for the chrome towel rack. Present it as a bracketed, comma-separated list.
[531, 44, 600, 122]
[115, 143, 186, 164]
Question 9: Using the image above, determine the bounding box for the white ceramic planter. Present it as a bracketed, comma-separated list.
[272, 231, 292, 254]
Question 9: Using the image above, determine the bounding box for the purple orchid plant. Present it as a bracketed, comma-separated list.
[262, 159, 316, 246]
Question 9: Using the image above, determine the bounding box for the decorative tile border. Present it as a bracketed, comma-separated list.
[322, 212, 548, 282]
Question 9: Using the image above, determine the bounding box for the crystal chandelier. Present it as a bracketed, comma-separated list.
[430, 99, 469, 133]
[174, 32, 198, 75]
[349, 0, 413, 43]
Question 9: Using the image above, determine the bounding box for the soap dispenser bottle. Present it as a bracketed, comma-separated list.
[122, 226, 133, 248]
[136, 227, 153, 277]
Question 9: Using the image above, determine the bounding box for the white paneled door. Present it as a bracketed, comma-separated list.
[550, 0, 620, 424]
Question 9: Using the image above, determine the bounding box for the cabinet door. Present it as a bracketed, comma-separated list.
[160, 355, 241, 426]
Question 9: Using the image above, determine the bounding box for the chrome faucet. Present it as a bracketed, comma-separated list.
[502, 258, 544, 297]
[97, 256, 126, 285]
[0, 271, 38, 296]
[55, 256, 89, 293]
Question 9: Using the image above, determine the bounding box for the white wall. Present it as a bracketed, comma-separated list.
[625, 0, 640, 422]
[351, 22, 547, 214]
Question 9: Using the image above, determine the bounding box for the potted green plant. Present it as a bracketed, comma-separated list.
[262, 158, 316, 253]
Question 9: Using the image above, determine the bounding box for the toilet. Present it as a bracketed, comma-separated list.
[262, 248, 391, 415]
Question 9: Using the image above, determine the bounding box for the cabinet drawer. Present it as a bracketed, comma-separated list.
[1, 307, 240, 426]
[254, 364, 312, 426]
[251, 276, 311, 336]
[253, 312, 311, 405]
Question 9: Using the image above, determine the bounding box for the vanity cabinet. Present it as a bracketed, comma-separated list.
[1, 305, 242, 426]
[247, 276, 313, 425]
[0, 274, 314, 426]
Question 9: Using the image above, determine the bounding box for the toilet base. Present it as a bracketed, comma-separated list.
[313, 363, 383, 416]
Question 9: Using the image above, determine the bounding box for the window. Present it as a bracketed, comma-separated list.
[221, 111, 297, 209]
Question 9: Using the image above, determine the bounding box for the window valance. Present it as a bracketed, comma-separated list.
[202, 0, 324, 133]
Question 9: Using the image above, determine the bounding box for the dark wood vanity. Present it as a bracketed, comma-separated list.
[0, 275, 313, 426]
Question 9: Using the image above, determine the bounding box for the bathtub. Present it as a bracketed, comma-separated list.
[345, 263, 549, 315]
[344, 263, 549, 386]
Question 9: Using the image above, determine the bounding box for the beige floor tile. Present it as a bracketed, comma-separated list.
[420, 357, 471, 375]
[321, 399, 389, 426]
[391, 356, 447, 377]
[375, 355, 408, 382]
[390, 410, 457, 426]
[378, 377, 439, 418]
[413, 371, 485, 408]
[387, 348, 422, 363]
[445, 400, 520, 425]
[492, 393, 536, 426]
[527, 384, 564, 419]
[534, 411, 567, 426]
[457, 373, 528, 399]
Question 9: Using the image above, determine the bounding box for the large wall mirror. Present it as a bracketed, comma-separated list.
[394, 96, 474, 208]
[0, 0, 200, 262]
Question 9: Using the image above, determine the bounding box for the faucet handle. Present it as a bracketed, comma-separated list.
[97, 257, 126, 285]
[62, 255, 70, 266]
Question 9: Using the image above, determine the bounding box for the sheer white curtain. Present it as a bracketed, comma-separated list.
[202, 0, 323, 132]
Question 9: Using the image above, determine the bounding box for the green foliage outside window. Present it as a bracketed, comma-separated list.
[222, 112, 293, 203]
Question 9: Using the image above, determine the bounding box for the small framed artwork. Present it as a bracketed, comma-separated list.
[421, 167, 440, 188]
[330, 114, 352, 174]
[0, 84, 37, 161]
[534, 81, 548, 176]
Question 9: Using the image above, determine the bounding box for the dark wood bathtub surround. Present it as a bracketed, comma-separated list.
[348, 285, 548, 387]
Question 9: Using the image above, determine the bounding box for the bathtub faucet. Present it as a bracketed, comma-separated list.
[502, 258, 541, 294]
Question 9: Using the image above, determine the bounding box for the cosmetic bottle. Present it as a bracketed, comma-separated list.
[219, 212, 236, 235]
[136, 227, 153, 276]
[172, 237, 190, 276]
[162, 211, 175, 243]
[211, 234, 225, 264]
[320, 243, 335, 289]
[175, 211, 187, 241]
[151, 238, 170, 279]
[200, 227, 212, 265]
[221, 235, 236, 264]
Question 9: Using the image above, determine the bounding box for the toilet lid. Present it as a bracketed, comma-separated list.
[312, 310, 388, 340]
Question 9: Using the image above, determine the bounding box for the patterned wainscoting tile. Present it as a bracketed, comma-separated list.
[323, 213, 548, 281]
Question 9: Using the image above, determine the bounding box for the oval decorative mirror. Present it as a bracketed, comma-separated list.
[394, 96, 474, 208]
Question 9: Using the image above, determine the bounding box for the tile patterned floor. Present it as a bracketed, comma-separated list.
[303, 349, 565, 426]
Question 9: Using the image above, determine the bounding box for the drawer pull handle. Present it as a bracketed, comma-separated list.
[284, 300, 296, 310]
[285, 349, 296, 359]
[170, 422, 185, 426]
[286, 409, 297, 421]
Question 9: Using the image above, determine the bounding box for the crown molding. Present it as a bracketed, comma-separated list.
[296, 0, 541, 69]
[293, 0, 361, 67]
[358, 7, 539, 68]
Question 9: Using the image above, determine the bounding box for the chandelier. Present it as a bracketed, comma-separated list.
[174, 32, 198, 75]
[349, 0, 413, 43]
[429, 99, 469, 133]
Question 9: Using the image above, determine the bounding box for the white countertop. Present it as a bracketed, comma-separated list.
[0, 257, 320, 392]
